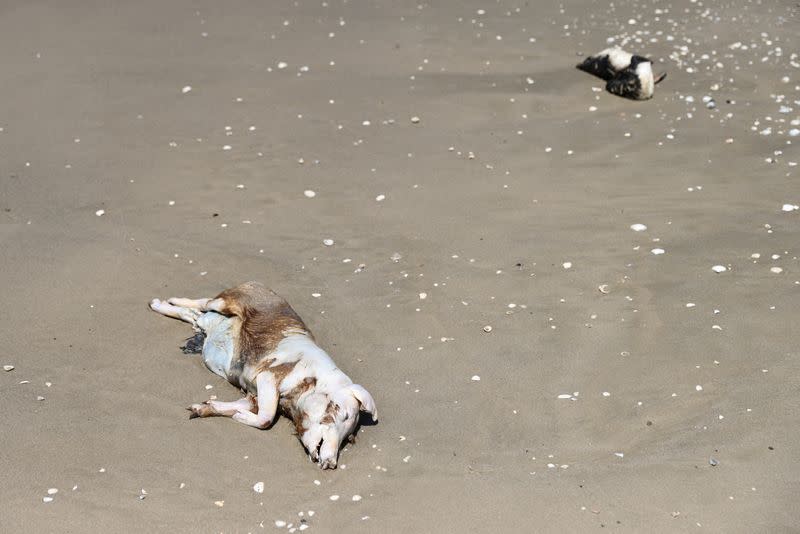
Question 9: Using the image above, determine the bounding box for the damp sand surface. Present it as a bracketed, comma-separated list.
[1, 0, 799, 532]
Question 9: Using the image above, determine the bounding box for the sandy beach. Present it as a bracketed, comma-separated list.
[2, 0, 799, 532]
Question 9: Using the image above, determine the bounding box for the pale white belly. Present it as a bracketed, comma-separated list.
[197, 312, 236, 379]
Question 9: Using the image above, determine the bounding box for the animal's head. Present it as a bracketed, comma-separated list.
[299, 384, 377, 469]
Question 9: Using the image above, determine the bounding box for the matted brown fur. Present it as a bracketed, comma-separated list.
[279, 377, 317, 435]
[320, 401, 340, 425]
[255, 360, 298, 381]
[214, 282, 312, 363]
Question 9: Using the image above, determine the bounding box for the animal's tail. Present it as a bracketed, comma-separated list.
[654, 72, 667, 85]
[180, 332, 205, 354]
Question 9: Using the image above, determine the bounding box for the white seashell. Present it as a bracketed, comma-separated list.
[562, 262, 572, 269]
[322, 238, 334, 246]
[557, 394, 572, 399]
[410, 116, 420, 123]
[770, 267, 783, 274]
[711, 265, 727, 273]
[95, 209, 105, 216]
[483, 325, 492, 332]
[651, 248, 665, 255]
[630, 223, 647, 232]
[304, 190, 316, 198]
[181, 86, 192, 94]
[253, 481, 264, 493]
[352, 495, 362, 501]
[781, 204, 798, 212]
[3, 365, 14, 371]
[329, 495, 340, 501]
[43, 497, 53, 503]
[275, 520, 287, 527]
[471, 375, 481, 381]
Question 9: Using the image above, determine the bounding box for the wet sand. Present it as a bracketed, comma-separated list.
[1, 0, 799, 532]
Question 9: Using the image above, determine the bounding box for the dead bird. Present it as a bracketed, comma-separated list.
[577, 47, 666, 100]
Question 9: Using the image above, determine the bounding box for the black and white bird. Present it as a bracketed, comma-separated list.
[576, 47, 666, 100]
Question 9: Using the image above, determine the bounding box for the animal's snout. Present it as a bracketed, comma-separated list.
[319, 456, 337, 470]
[317, 427, 341, 469]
